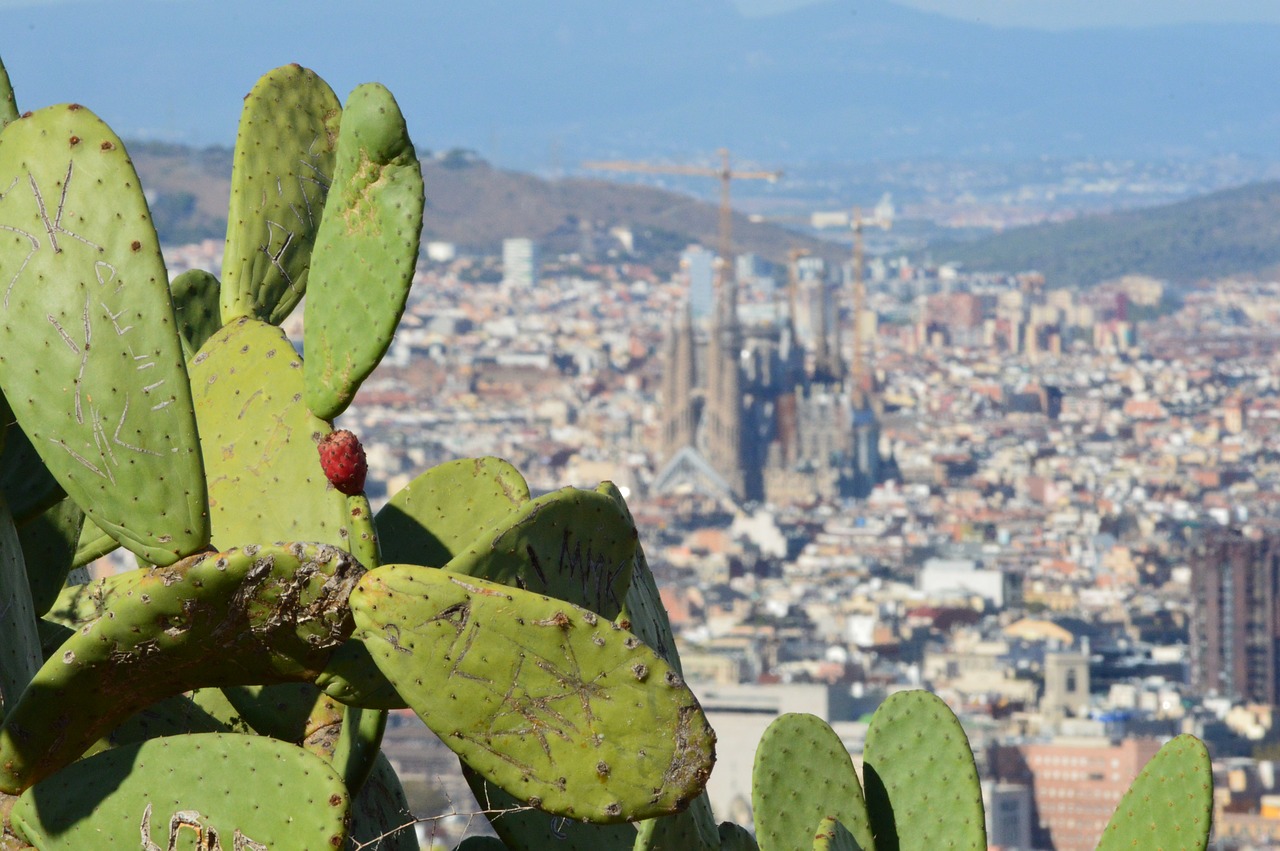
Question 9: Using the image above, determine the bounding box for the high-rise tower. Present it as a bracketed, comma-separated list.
[844, 209, 881, 499]
[1191, 528, 1280, 704]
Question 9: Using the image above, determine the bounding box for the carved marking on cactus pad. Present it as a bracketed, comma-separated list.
[139, 802, 267, 851]
[29, 163, 102, 255]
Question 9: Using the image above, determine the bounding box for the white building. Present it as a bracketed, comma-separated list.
[502, 237, 539, 287]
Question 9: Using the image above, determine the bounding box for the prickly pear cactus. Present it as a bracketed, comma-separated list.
[862, 691, 985, 851]
[0, 497, 40, 711]
[9, 733, 350, 849]
[0, 104, 209, 565]
[221, 64, 340, 326]
[0, 542, 363, 792]
[190, 317, 352, 549]
[813, 816, 861, 851]
[0, 54, 15, 129]
[376, 456, 530, 569]
[445, 485, 637, 620]
[718, 822, 761, 851]
[16, 498, 83, 617]
[351, 565, 716, 823]
[169, 268, 221, 359]
[1095, 734, 1212, 851]
[303, 82, 424, 421]
[752, 713, 874, 851]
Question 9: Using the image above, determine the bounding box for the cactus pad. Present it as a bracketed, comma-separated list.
[446, 486, 636, 621]
[190, 317, 353, 549]
[221, 65, 340, 325]
[169, 268, 222, 359]
[463, 764, 637, 851]
[303, 82, 424, 420]
[1095, 734, 1212, 851]
[0, 105, 208, 565]
[9, 733, 349, 849]
[0, 54, 15, 130]
[0, 542, 363, 792]
[719, 821, 761, 851]
[0, 497, 40, 711]
[352, 565, 716, 823]
[348, 750, 418, 850]
[376, 456, 530, 569]
[0, 421, 64, 526]
[752, 713, 874, 851]
[862, 690, 984, 851]
[17, 497, 83, 617]
[813, 816, 861, 851]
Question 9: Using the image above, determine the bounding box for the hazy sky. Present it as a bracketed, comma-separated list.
[3, 0, 1280, 28]
[5, 0, 1280, 28]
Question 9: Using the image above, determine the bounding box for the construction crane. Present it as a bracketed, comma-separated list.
[582, 149, 782, 294]
[850, 205, 893, 405]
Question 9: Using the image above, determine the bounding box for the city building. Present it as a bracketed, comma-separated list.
[1191, 528, 1280, 705]
[501, 237, 539, 287]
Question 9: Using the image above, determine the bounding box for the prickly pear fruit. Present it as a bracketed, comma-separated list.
[318, 429, 367, 495]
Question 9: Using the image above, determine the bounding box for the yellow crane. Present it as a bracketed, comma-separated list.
[582, 148, 782, 292]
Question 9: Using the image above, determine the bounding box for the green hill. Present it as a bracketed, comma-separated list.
[931, 181, 1280, 287]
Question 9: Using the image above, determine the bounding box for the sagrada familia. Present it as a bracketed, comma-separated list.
[652, 249, 894, 508]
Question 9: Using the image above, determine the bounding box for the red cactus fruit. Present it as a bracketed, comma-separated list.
[317, 429, 368, 495]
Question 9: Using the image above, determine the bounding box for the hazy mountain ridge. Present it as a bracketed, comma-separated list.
[932, 181, 1280, 288]
[128, 143, 844, 268]
[131, 141, 1280, 289]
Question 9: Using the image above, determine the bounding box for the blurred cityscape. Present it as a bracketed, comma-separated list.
[162, 203, 1280, 849]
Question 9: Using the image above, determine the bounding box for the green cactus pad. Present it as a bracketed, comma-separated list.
[813, 816, 861, 851]
[316, 634, 408, 709]
[221, 64, 340, 325]
[0, 105, 209, 565]
[719, 822, 760, 851]
[333, 704, 387, 798]
[633, 795, 720, 851]
[303, 82, 424, 421]
[0, 497, 40, 711]
[169, 268, 222, 359]
[1096, 734, 1212, 851]
[0, 542, 363, 792]
[0, 422, 63, 527]
[9, 733, 349, 849]
[352, 565, 716, 823]
[463, 763, 637, 851]
[376, 456, 529, 569]
[446, 486, 636, 621]
[221, 682, 339, 746]
[0, 53, 16, 130]
[107, 690, 246, 747]
[601, 481, 680, 673]
[70, 514, 116, 567]
[862, 691, 984, 851]
[348, 749, 417, 850]
[600, 482, 721, 848]
[751, 713, 874, 851]
[190, 317, 353, 549]
[17, 497, 83, 617]
[347, 491, 382, 570]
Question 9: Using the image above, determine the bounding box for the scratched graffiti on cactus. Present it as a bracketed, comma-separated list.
[139, 802, 267, 851]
